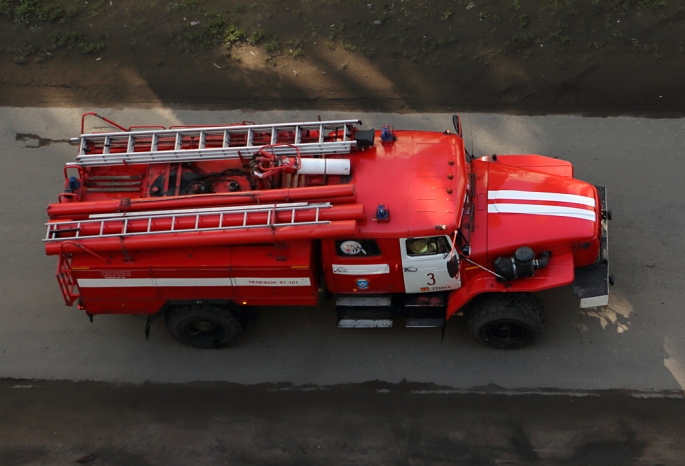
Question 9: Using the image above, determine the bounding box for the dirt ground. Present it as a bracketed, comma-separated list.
[1, 0, 684, 115]
[2, 379, 685, 466]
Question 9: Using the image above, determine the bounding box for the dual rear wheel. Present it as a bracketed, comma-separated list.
[165, 304, 245, 349]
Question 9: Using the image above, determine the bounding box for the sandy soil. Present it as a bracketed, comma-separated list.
[1, 0, 684, 116]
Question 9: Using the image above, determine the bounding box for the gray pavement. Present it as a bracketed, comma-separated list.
[1, 108, 684, 392]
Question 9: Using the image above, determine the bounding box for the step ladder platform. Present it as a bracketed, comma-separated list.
[338, 319, 393, 329]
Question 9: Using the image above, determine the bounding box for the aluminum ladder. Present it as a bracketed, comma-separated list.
[44, 202, 334, 242]
[69, 119, 362, 167]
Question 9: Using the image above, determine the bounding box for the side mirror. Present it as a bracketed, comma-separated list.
[446, 254, 460, 278]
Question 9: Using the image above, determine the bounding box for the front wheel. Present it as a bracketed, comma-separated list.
[165, 304, 244, 349]
[467, 293, 545, 349]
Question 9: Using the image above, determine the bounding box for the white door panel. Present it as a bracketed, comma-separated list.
[400, 237, 461, 294]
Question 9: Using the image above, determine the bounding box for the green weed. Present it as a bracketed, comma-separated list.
[262, 37, 280, 55]
[223, 25, 246, 48]
[248, 30, 265, 45]
[287, 39, 303, 58]
[511, 13, 529, 28]
[1, 0, 73, 24]
[185, 12, 227, 49]
[506, 33, 536, 50]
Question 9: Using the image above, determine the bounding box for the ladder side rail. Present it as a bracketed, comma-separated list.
[74, 119, 362, 141]
[70, 141, 356, 166]
[44, 219, 335, 241]
[44, 203, 334, 241]
[88, 202, 320, 219]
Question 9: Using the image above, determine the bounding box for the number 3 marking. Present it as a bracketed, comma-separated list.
[427, 273, 436, 285]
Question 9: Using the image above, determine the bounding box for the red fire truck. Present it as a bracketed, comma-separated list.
[44, 113, 611, 349]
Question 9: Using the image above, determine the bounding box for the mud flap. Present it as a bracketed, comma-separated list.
[571, 186, 610, 307]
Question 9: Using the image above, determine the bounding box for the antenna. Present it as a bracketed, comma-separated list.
[468, 113, 475, 160]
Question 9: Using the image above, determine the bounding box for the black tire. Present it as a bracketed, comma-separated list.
[467, 293, 545, 349]
[165, 304, 244, 349]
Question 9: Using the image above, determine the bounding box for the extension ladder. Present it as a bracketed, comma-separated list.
[44, 202, 336, 242]
[69, 119, 362, 167]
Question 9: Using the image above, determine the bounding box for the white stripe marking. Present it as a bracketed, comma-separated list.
[332, 264, 390, 275]
[488, 203, 596, 221]
[78, 277, 310, 288]
[155, 278, 232, 287]
[79, 278, 157, 288]
[488, 190, 595, 207]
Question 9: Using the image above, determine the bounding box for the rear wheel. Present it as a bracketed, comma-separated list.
[467, 293, 545, 349]
[165, 304, 244, 349]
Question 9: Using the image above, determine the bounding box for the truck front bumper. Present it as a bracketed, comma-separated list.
[571, 186, 610, 308]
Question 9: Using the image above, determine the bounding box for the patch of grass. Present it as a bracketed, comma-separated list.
[636, 0, 667, 12]
[262, 36, 280, 55]
[505, 33, 536, 50]
[9, 30, 109, 64]
[286, 39, 303, 58]
[341, 40, 357, 52]
[0, 0, 76, 24]
[248, 30, 265, 45]
[223, 25, 246, 48]
[360, 45, 375, 57]
[86, 0, 106, 18]
[51, 31, 108, 54]
[168, 1, 198, 12]
[185, 12, 227, 49]
[511, 13, 529, 28]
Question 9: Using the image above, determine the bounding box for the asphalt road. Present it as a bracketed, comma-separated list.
[1, 108, 684, 393]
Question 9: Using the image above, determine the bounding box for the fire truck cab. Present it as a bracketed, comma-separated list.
[44, 113, 611, 349]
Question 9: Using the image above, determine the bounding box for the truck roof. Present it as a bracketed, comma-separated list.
[349, 129, 467, 238]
